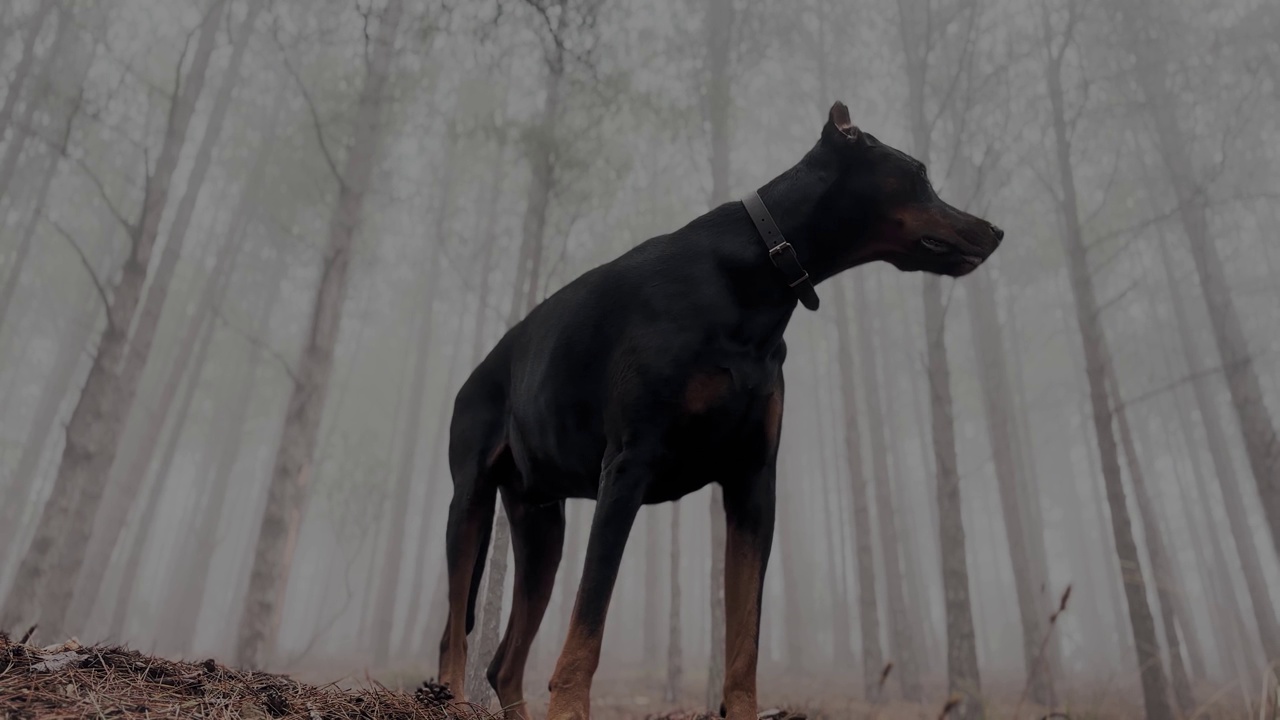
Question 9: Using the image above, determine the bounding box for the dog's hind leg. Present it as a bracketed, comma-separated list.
[486, 490, 566, 719]
[437, 444, 503, 700]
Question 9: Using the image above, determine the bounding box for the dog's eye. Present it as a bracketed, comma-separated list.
[920, 236, 947, 253]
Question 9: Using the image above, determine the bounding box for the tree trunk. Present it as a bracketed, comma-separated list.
[1003, 288, 1061, 676]
[157, 245, 285, 656]
[0, 82, 82, 545]
[409, 133, 508, 662]
[665, 502, 682, 703]
[833, 281, 884, 702]
[107, 303, 217, 641]
[469, 52, 563, 699]
[1041, 12, 1172, 715]
[235, 0, 402, 669]
[812, 326, 852, 667]
[644, 509, 661, 668]
[1122, 0, 1280, 569]
[1107, 368, 1195, 713]
[896, 0, 982, 707]
[922, 274, 983, 718]
[853, 279, 923, 701]
[966, 268, 1056, 706]
[69, 59, 273, 631]
[1168, 393, 1258, 681]
[704, 0, 732, 705]
[0, 0, 228, 637]
[1157, 224, 1280, 663]
[0, 230, 110, 590]
[519, 49, 564, 314]
[0, 0, 58, 205]
[371, 116, 458, 667]
[0, 109, 71, 336]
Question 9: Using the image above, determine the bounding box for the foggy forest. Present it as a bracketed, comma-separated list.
[0, 0, 1278, 718]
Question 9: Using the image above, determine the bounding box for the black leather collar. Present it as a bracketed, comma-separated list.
[742, 191, 820, 311]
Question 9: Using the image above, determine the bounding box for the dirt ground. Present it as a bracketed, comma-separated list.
[1, 633, 1269, 719]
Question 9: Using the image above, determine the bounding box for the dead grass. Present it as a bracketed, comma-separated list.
[0, 632, 488, 719]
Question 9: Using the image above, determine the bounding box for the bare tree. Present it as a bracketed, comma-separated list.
[1119, 0, 1280, 568]
[896, 1, 983, 713]
[370, 116, 457, 668]
[854, 279, 924, 701]
[1039, 4, 1172, 716]
[966, 267, 1056, 706]
[236, 0, 404, 669]
[833, 280, 884, 703]
[65, 0, 264, 632]
[1, 0, 229, 638]
[1155, 236, 1280, 662]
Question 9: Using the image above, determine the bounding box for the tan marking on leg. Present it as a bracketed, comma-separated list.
[439, 519, 485, 700]
[722, 520, 765, 720]
[490, 504, 563, 719]
[546, 619, 600, 720]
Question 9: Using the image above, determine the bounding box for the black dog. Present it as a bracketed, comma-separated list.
[436, 102, 1003, 720]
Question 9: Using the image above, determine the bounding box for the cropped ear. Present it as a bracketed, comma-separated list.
[824, 101, 863, 144]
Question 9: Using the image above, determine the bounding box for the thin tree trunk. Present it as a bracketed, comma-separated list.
[665, 502, 682, 703]
[1157, 230, 1280, 662]
[703, 0, 732, 705]
[1123, 0, 1280, 570]
[156, 247, 285, 656]
[469, 53, 563, 699]
[833, 281, 884, 702]
[519, 49, 564, 314]
[0, 0, 58, 205]
[775, 473, 806, 672]
[1168, 393, 1257, 681]
[966, 268, 1056, 706]
[1107, 367, 1195, 713]
[0, 0, 228, 636]
[106, 304, 217, 640]
[235, 0, 403, 669]
[1003, 288, 1060, 676]
[897, 1, 982, 708]
[371, 116, 458, 666]
[921, 274, 983, 718]
[1129, 400, 1208, 682]
[644, 509, 661, 668]
[0, 105, 72, 336]
[409, 133, 509, 661]
[1041, 10, 1172, 715]
[813, 325, 852, 667]
[0, 83, 82, 547]
[69, 71, 275, 630]
[853, 279, 923, 701]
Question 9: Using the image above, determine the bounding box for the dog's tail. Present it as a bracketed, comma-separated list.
[446, 369, 510, 637]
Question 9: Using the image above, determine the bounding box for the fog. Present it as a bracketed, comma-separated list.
[0, 0, 1278, 717]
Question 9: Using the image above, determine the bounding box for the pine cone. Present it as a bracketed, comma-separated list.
[415, 679, 455, 708]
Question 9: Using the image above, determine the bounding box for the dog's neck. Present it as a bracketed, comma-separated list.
[751, 145, 865, 290]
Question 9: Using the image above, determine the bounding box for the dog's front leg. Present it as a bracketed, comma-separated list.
[720, 434, 779, 719]
[546, 445, 649, 720]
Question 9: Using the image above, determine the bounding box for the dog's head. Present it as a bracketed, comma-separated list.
[814, 102, 1003, 277]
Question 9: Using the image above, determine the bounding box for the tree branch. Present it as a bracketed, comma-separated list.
[212, 303, 301, 385]
[47, 217, 115, 330]
[273, 33, 345, 188]
[67, 154, 138, 238]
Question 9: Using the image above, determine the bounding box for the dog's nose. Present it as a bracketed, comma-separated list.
[990, 224, 1005, 242]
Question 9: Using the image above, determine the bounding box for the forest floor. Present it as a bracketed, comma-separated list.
[0, 632, 1266, 719]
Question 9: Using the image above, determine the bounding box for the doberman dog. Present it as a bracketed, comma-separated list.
[436, 102, 1003, 720]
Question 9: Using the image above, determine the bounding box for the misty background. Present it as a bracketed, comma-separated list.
[0, 0, 1278, 716]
